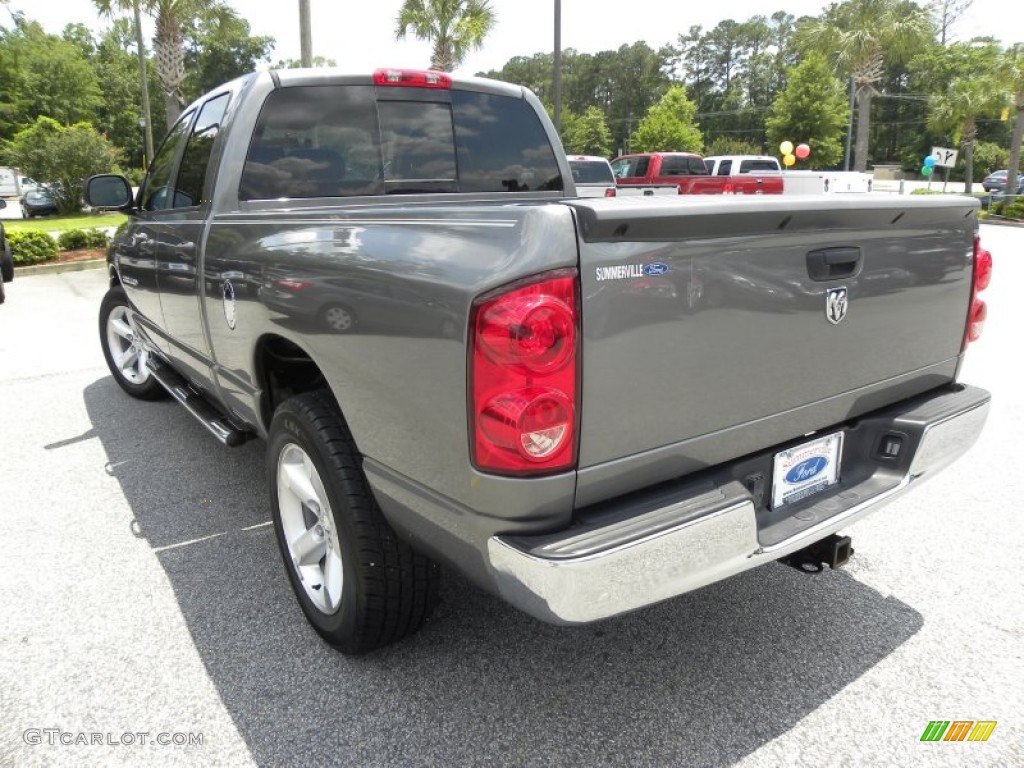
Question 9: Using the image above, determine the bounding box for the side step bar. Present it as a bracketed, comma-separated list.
[146, 360, 253, 447]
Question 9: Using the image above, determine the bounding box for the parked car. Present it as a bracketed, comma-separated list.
[0, 199, 12, 304]
[20, 186, 58, 218]
[981, 169, 1024, 192]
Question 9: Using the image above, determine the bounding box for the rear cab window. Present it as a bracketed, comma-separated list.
[739, 159, 780, 173]
[240, 83, 562, 200]
[658, 155, 709, 176]
[569, 159, 615, 185]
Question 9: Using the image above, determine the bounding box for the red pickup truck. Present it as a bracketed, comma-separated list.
[611, 151, 784, 195]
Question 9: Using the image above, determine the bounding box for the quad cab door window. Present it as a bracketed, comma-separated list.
[117, 109, 195, 333]
[158, 93, 232, 378]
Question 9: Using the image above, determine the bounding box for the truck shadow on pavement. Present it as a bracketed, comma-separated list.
[84, 376, 923, 767]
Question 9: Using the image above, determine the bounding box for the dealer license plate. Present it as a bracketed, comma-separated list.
[771, 432, 843, 509]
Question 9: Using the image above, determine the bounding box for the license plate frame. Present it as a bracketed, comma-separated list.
[771, 431, 844, 509]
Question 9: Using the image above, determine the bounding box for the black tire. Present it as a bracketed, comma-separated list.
[98, 286, 167, 400]
[0, 278, 5, 304]
[268, 391, 439, 654]
[1, 248, 13, 283]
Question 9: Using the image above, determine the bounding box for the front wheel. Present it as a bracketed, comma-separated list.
[98, 286, 166, 400]
[268, 391, 439, 654]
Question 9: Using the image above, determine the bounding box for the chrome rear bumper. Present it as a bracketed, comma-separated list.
[488, 384, 990, 624]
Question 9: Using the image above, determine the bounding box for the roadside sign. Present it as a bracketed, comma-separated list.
[931, 147, 958, 168]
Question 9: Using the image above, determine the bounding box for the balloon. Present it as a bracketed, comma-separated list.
[780, 141, 794, 155]
[795, 143, 810, 159]
[783, 153, 796, 167]
[924, 156, 936, 168]
[921, 165, 933, 177]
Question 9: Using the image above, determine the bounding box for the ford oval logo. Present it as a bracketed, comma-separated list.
[644, 262, 669, 276]
[785, 456, 828, 484]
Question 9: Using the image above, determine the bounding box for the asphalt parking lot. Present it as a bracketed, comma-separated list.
[0, 224, 1021, 767]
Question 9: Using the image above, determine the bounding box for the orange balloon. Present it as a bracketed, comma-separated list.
[783, 154, 796, 167]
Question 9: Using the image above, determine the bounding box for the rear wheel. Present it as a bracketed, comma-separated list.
[98, 286, 166, 399]
[1, 248, 13, 283]
[268, 391, 439, 654]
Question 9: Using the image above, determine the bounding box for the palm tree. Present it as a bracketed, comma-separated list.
[926, 42, 1006, 193]
[148, 0, 234, 125]
[798, 0, 933, 172]
[1004, 44, 1024, 197]
[395, 0, 496, 72]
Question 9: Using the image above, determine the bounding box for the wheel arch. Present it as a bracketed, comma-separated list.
[252, 333, 345, 435]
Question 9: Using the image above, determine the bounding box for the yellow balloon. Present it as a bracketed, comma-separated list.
[780, 141, 794, 155]
[783, 153, 796, 167]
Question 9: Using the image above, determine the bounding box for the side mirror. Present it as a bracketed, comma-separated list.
[85, 174, 134, 211]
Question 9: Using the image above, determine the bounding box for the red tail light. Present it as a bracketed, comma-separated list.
[470, 270, 579, 474]
[373, 69, 451, 89]
[604, 187, 617, 197]
[964, 234, 992, 348]
[275, 278, 314, 291]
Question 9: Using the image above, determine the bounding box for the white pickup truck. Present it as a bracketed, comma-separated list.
[0, 167, 38, 198]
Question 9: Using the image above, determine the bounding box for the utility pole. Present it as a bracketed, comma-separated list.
[844, 77, 854, 172]
[133, 0, 153, 165]
[299, 0, 312, 67]
[553, 0, 562, 132]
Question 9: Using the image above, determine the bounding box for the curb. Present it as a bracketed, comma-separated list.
[15, 259, 106, 276]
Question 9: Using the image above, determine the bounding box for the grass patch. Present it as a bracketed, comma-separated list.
[3, 212, 127, 234]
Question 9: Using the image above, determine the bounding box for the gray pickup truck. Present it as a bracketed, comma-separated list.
[86, 68, 992, 655]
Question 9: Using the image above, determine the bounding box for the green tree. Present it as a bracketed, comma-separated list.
[1004, 44, 1024, 196]
[274, 56, 337, 69]
[99, 0, 234, 126]
[2, 117, 121, 213]
[919, 40, 1005, 191]
[93, 20, 149, 167]
[630, 86, 703, 153]
[766, 52, 849, 169]
[93, 1, 157, 168]
[564, 107, 613, 157]
[675, 13, 797, 152]
[797, 0, 934, 171]
[395, 0, 496, 72]
[705, 137, 764, 156]
[0, 18, 102, 138]
[971, 140, 1008, 177]
[183, 12, 274, 100]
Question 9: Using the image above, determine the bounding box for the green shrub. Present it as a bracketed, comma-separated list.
[84, 229, 109, 248]
[911, 188, 943, 195]
[8, 231, 59, 265]
[57, 227, 110, 251]
[1003, 196, 1024, 219]
[58, 229, 90, 250]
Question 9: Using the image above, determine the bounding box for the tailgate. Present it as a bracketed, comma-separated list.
[568, 194, 978, 506]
